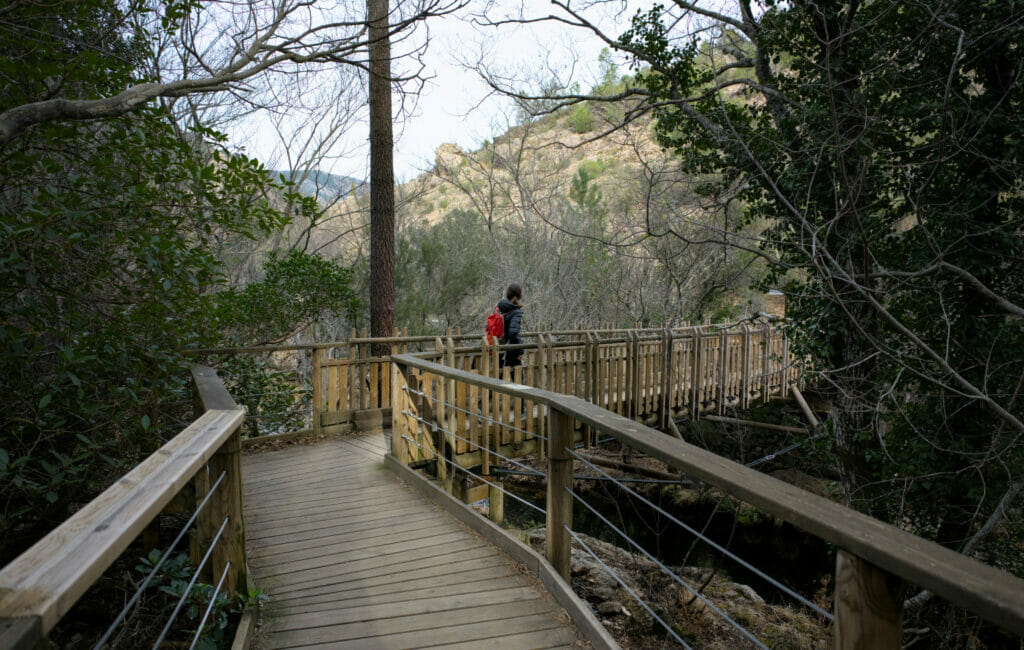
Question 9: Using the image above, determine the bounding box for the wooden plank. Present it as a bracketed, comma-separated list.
[264, 544, 497, 598]
[0, 409, 244, 632]
[424, 624, 578, 649]
[369, 356, 379, 409]
[269, 572, 531, 617]
[248, 513, 440, 557]
[264, 586, 554, 634]
[264, 600, 558, 647]
[247, 493, 423, 528]
[327, 360, 339, 413]
[249, 523, 462, 570]
[250, 502, 429, 540]
[192, 365, 239, 411]
[257, 530, 475, 579]
[266, 555, 510, 604]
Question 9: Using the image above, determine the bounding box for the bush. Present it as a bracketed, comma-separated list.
[567, 104, 595, 133]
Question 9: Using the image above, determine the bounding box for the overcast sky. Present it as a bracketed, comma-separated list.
[228, 2, 641, 183]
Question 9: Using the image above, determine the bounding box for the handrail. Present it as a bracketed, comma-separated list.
[390, 353, 1024, 638]
[0, 366, 246, 647]
[182, 325, 742, 356]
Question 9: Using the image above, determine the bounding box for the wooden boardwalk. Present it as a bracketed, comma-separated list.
[242, 432, 582, 649]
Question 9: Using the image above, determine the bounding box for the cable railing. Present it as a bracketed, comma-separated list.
[390, 353, 1024, 647]
[395, 363, 825, 647]
[0, 366, 248, 649]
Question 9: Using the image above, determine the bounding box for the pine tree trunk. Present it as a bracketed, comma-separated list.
[368, 0, 394, 356]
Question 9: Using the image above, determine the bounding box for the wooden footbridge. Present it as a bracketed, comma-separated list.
[3, 326, 1024, 650]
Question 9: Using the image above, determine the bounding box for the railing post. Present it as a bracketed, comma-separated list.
[628, 331, 639, 420]
[718, 327, 728, 415]
[488, 480, 504, 525]
[535, 335, 547, 461]
[834, 550, 904, 649]
[690, 326, 702, 420]
[191, 366, 246, 598]
[740, 323, 751, 409]
[546, 408, 573, 581]
[480, 337, 492, 475]
[206, 423, 247, 597]
[311, 348, 324, 437]
[391, 361, 410, 465]
[660, 328, 674, 430]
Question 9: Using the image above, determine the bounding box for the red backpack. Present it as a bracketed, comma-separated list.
[485, 307, 504, 345]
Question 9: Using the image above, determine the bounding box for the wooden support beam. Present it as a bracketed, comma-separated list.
[546, 408, 574, 582]
[574, 453, 683, 482]
[703, 415, 809, 435]
[790, 385, 820, 430]
[311, 349, 324, 438]
[834, 550, 904, 650]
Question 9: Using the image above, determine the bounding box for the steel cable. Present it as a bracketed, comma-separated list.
[568, 488, 768, 649]
[565, 527, 692, 649]
[565, 447, 833, 620]
[188, 562, 230, 650]
[93, 471, 227, 650]
[152, 516, 230, 649]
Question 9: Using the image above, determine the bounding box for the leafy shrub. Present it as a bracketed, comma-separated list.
[567, 104, 595, 133]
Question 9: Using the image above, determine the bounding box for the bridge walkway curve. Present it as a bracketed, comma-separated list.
[242, 431, 583, 649]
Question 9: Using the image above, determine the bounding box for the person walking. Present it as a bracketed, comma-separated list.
[497, 283, 524, 368]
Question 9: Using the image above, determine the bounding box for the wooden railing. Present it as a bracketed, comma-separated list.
[389, 354, 1024, 648]
[0, 366, 246, 649]
[305, 323, 797, 443]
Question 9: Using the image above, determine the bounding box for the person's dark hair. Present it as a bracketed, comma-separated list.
[505, 283, 523, 301]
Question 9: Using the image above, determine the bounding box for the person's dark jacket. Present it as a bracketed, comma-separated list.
[497, 298, 523, 367]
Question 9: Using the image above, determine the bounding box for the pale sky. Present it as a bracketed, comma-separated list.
[228, 2, 641, 183]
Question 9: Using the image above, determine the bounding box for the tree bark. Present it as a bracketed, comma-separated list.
[368, 0, 395, 356]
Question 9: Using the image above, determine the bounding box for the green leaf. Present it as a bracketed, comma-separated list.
[38, 394, 51, 409]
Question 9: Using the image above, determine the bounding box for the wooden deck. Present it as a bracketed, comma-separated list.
[242, 432, 582, 649]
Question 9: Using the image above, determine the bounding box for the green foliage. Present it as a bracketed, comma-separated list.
[567, 103, 595, 133]
[135, 549, 265, 649]
[621, 0, 1024, 546]
[394, 210, 493, 332]
[0, 0, 331, 564]
[214, 249, 359, 346]
[218, 356, 307, 438]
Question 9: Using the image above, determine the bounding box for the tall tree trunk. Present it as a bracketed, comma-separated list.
[368, 0, 394, 356]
